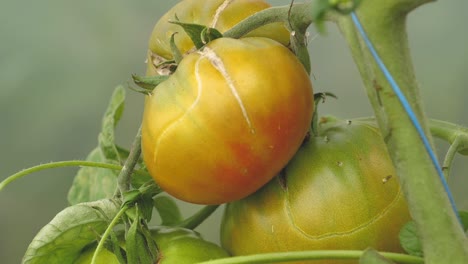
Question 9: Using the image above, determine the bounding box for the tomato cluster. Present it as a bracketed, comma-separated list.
[140, 0, 411, 262]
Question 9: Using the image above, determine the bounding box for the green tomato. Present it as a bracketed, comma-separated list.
[220, 117, 411, 264]
[74, 227, 229, 264]
[151, 227, 229, 263]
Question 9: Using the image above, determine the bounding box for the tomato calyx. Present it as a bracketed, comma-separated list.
[146, 21, 225, 78]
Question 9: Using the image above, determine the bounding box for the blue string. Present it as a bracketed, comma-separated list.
[350, 12, 460, 221]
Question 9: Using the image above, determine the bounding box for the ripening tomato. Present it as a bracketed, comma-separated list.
[73, 227, 229, 264]
[148, 0, 290, 60]
[141, 37, 314, 204]
[220, 117, 411, 264]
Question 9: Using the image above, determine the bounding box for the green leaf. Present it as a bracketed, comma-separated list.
[126, 216, 141, 264]
[138, 193, 155, 222]
[22, 199, 120, 264]
[131, 170, 153, 189]
[67, 148, 118, 205]
[169, 20, 222, 49]
[99, 86, 125, 164]
[399, 221, 423, 257]
[359, 248, 396, 264]
[123, 189, 142, 205]
[399, 212, 468, 258]
[68, 86, 126, 205]
[153, 195, 182, 226]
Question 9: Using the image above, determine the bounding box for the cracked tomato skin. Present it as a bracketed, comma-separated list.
[148, 0, 290, 60]
[142, 37, 313, 204]
[220, 118, 411, 264]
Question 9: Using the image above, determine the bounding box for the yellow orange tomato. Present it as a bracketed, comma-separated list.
[142, 37, 313, 204]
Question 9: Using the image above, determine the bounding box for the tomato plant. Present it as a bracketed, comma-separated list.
[2, 0, 468, 264]
[73, 227, 229, 264]
[142, 36, 314, 204]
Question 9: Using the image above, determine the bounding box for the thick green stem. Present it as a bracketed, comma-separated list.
[117, 126, 142, 195]
[176, 205, 219, 230]
[336, 1, 468, 263]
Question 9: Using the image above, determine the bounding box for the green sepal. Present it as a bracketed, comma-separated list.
[169, 20, 223, 49]
[123, 181, 161, 222]
[126, 215, 158, 264]
[170, 33, 183, 64]
[311, 92, 338, 136]
[201, 27, 223, 44]
[131, 74, 170, 93]
[109, 230, 126, 264]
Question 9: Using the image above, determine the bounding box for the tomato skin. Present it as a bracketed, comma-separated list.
[142, 37, 313, 204]
[220, 118, 411, 264]
[148, 0, 290, 60]
[73, 227, 229, 264]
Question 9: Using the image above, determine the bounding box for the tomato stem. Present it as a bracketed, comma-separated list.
[197, 250, 423, 264]
[224, 2, 315, 73]
[91, 203, 128, 264]
[117, 126, 143, 195]
[176, 205, 219, 230]
[443, 136, 462, 180]
[0, 160, 150, 192]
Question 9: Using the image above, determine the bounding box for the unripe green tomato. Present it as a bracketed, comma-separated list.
[150, 227, 229, 263]
[220, 118, 411, 264]
[142, 37, 314, 204]
[73, 246, 119, 264]
[73, 227, 229, 264]
[149, 0, 290, 60]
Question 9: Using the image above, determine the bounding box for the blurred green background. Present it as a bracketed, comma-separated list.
[1, 0, 467, 263]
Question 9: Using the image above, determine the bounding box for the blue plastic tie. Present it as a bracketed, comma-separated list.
[350, 12, 460, 221]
